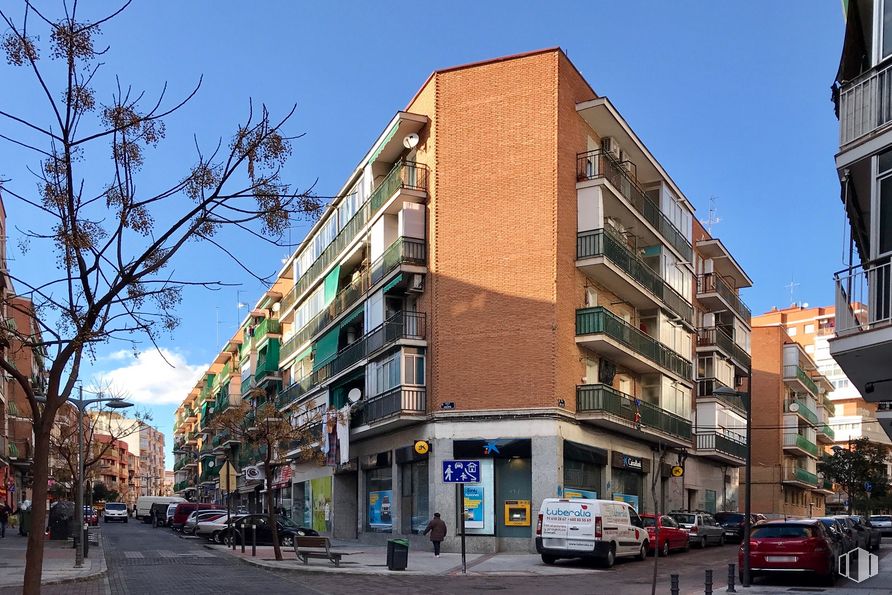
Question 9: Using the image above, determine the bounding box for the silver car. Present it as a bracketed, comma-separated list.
[870, 515, 892, 537]
[184, 510, 227, 535]
[669, 512, 726, 547]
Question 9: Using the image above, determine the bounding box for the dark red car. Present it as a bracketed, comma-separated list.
[83, 506, 98, 526]
[171, 502, 220, 531]
[739, 520, 835, 585]
[640, 513, 690, 556]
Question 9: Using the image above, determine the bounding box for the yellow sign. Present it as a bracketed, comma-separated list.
[671, 465, 684, 478]
[414, 440, 430, 455]
[220, 461, 238, 492]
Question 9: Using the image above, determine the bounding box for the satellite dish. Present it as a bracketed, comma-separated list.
[347, 388, 362, 404]
[789, 402, 800, 413]
[403, 133, 419, 149]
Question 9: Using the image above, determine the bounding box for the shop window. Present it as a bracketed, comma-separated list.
[564, 459, 601, 497]
[401, 460, 429, 534]
[366, 467, 393, 532]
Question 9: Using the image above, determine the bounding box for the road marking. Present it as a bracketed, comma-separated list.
[123, 551, 144, 559]
[157, 550, 177, 558]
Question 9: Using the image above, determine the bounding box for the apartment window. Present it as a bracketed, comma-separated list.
[805, 344, 815, 354]
[804, 324, 814, 334]
[884, 0, 892, 60]
[403, 350, 425, 386]
[313, 215, 338, 258]
[787, 327, 797, 337]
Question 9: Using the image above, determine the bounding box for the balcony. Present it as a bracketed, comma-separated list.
[696, 378, 746, 415]
[783, 365, 819, 398]
[280, 161, 429, 314]
[575, 307, 693, 381]
[838, 61, 892, 148]
[696, 327, 751, 372]
[816, 423, 835, 444]
[815, 475, 835, 495]
[831, 256, 892, 403]
[696, 273, 751, 324]
[185, 407, 197, 422]
[279, 237, 426, 363]
[783, 466, 818, 489]
[785, 398, 819, 425]
[695, 432, 747, 465]
[576, 228, 693, 326]
[278, 311, 427, 410]
[351, 386, 426, 434]
[576, 384, 692, 447]
[783, 433, 819, 458]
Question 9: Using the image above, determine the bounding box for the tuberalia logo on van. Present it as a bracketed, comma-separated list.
[545, 507, 593, 518]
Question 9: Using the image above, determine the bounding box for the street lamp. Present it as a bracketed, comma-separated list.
[715, 378, 753, 588]
[38, 386, 133, 568]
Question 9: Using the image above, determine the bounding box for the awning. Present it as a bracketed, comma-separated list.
[382, 274, 403, 293]
[313, 327, 340, 371]
[294, 344, 313, 363]
[369, 123, 399, 164]
[339, 306, 363, 329]
[323, 265, 341, 306]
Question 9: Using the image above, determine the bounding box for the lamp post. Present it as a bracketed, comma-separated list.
[39, 386, 133, 568]
[715, 371, 753, 588]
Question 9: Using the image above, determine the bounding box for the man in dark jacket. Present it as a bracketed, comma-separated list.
[423, 512, 447, 557]
[0, 502, 11, 538]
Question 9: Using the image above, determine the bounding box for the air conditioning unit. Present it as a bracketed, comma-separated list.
[601, 137, 621, 160]
[407, 273, 425, 293]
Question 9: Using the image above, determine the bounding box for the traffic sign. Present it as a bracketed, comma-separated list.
[220, 461, 238, 493]
[865, 481, 874, 493]
[442, 460, 480, 483]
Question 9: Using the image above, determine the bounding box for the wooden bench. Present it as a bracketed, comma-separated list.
[294, 536, 344, 567]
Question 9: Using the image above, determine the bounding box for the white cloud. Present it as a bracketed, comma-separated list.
[98, 349, 206, 405]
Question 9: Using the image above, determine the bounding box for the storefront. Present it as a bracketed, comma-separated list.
[363, 452, 393, 533]
[561, 440, 607, 499]
[396, 445, 428, 535]
[610, 451, 649, 512]
[292, 471, 333, 535]
[270, 464, 293, 514]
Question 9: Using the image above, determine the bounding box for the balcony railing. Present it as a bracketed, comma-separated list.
[783, 365, 819, 397]
[576, 307, 693, 379]
[696, 377, 746, 414]
[248, 318, 281, 343]
[697, 273, 751, 323]
[785, 398, 819, 425]
[277, 311, 427, 410]
[280, 161, 429, 314]
[784, 467, 818, 486]
[280, 237, 426, 363]
[818, 423, 836, 441]
[352, 386, 426, 427]
[783, 433, 819, 457]
[576, 384, 692, 441]
[697, 327, 751, 369]
[576, 228, 693, 325]
[834, 256, 892, 336]
[839, 61, 892, 146]
[695, 432, 747, 460]
[576, 149, 692, 262]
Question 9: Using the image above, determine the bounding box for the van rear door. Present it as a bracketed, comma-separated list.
[541, 500, 596, 551]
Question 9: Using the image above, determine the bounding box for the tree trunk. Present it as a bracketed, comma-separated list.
[23, 421, 53, 595]
[264, 460, 281, 561]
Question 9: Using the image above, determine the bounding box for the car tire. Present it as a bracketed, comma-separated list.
[637, 542, 647, 561]
[700, 536, 707, 549]
[602, 544, 616, 568]
[660, 541, 670, 557]
[541, 554, 557, 565]
[211, 531, 221, 544]
[281, 535, 295, 548]
[718, 534, 725, 546]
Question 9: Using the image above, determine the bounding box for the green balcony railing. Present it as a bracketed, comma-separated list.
[818, 423, 835, 441]
[696, 432, 747, 460]
[280, 161, 429, 314]
[576, 149, 692, 262]
[249, 318, 281, 342]
[696, 273, 751, 322]
[783, 433, 819, 457]
[576, 307, 693, 379]
[785, 467, 818, 485]
[785, 398, 819, 425]
[696, 378, 747, 413]
[576, 228, 693, 325]
[576, 384, 692, 441]
[784, 365, 819, 397]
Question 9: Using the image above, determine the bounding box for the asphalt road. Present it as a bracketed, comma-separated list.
[3, 522, 864, 594]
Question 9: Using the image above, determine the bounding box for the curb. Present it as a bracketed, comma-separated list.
[0, 546, 108, 589]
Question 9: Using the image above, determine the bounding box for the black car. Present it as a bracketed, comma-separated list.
[221, 514, 318, 547]
[714, 512, 764, 542]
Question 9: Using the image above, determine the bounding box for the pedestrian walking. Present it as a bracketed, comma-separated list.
[0, 502, 11, 538]
[422, 512, 447, 557]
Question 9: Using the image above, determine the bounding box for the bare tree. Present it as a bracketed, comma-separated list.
[0, 3, 320, 591]
[210, 390, 321, 561]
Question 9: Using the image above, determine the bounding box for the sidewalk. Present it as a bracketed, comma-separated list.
[206, 538, 603, 576]
[0, 531, 106, 588]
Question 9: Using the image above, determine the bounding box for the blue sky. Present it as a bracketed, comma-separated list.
[0, 1, 845, 468]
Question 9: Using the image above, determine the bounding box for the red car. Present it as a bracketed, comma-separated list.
[83, 506, 99, 526]
[739, 520, 835, 585]
[640, 513, 690, 556]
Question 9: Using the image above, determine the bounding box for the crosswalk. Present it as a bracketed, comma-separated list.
[122, 550, 218, 559]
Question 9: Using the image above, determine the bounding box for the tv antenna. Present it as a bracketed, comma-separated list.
[701, 196, 720, 233]
[785, 275, 800, 307]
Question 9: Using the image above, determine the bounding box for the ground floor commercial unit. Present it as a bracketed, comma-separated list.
[262, 416, 741, 552]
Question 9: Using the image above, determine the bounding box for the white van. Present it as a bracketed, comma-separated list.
[136, 495, 185, 523]
[536, 498, 648, 567]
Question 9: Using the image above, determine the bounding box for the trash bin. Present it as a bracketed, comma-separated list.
[386, 538, 409, 571]
[19, 510, 31, 536]
[82, 528, 89, 558]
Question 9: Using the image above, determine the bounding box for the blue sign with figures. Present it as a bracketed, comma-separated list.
[442, 460, 480, 483]
[865, 481, 874, 492]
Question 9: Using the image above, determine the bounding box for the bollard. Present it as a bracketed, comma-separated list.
[251, 524, 256, 557]
[727, 563, 736, 593]
[241, 528, 245, 554]
[704, 569, 713, 595]
[670, 573, 679, 595]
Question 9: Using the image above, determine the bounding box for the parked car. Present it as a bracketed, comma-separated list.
[833, 515, 870, 551]
[668, 512, 725, 548]
[714, 512, 766, 543]
[166, 503, 178, 527]
[869, 515, 892, 537]
[818, 517, 855, 555]
[854, 516, 882, 551]
[197, 513, 246, 543]
[171, 502, 220, 531]
[183, 510, 227, 535]
[83, 506, 98, 526]
[640, 514, 689, 556]
[221, 514, 318, 548]
[740, 519, 836, 585]
[103, 502, 128, 523]
[535, 498, 649, 567]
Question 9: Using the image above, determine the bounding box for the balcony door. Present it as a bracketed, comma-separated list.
[872, 152, 892, 323]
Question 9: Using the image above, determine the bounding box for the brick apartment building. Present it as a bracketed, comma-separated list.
[173, 48, 752, 552]
[93, 412, 166, 507]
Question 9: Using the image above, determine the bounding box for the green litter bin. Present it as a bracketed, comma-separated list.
[386, 538, 409, 571]
[19, 510, 31, 536]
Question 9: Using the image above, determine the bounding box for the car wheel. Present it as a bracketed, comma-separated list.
[700, 536, 708, 549]
[224, 532, 240, 546]
[541, 554, 557, 565]
[281, 535, 295, 548]
[718, 534, 725, 546]
[661, 541, 670, 557]
[211, 531, 221, 544]
[637, 542, 647, 561]
[602, 544, 616, 568]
